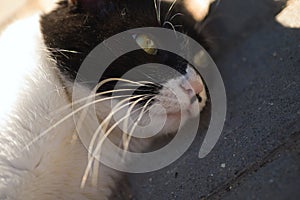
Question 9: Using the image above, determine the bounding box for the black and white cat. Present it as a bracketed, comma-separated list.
[0, 0, 209, 199]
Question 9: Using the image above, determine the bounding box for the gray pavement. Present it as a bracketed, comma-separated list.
[115, 0, 300, 199]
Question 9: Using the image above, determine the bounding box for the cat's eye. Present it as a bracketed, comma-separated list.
[134, 34, 158, 55]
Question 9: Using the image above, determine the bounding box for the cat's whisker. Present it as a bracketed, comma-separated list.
[105, 80, 161, 89]
[81, 102, 134, 188]
[81, 95, 152, 188]
[42, 47, 75, 59]
[158, 0, 162, 24]
[169, 12, 184, 22]
[164, 0, 178, 23]
[55, 49, 80, 54]
[85, 94, 151, 183]
[163, 21, 177, 36]
[153, 0, 160, 24]
[65, 77, 148, 131]
[135, 71, 163, 87]
[93, 78, 146, 93]
[121, 97, 153, 153]
[87, 95, 154, 164]
[90, 96, 149, 187]
[90, 99, 136, 187]
[122, 97, 155, 158]
[87, 95, 146, 163]
[138, 82, 162, 89]
[22, 94, 134, 152]
[52, 88, 137, 115]
[174, 25, 183, 28]
[96, 74, 161, 89]
[47, 47, 81, 54]
[27, 77, 158, 149]
[57, 51, 69, 59]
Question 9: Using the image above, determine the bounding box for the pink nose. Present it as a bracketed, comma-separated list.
[181, 79, 204, 97]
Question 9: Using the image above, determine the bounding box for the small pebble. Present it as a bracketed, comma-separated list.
[221, 163, 226, 168]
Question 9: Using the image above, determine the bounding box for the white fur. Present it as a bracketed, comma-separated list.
[0, 15, 112, 200]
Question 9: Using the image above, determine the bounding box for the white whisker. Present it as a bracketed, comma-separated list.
[163, 21, 177, 36]
[174, 25, 183, 28]
[153, 0, 160, 24]
[81, 95, 151, 188]
[158, 0, 162, 24]
[75, 77, 155, 133]
[122, 97, 155, 156]
[53, 88, 137, 115]
[87, 95, 145, 163]
[90, 96, 148, 186]
[47, 47, 81, 54]
[169, 12, 184, 22]
[50, 78, 149, 138]
[22, 94, 133, 152]
[164, 0, 178, 23]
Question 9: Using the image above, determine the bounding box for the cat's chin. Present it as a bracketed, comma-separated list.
[156, 99, 206, 134]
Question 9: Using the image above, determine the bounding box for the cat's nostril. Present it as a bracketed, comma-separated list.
[196, 94, 202, 102]
[190, 94, 202, 104]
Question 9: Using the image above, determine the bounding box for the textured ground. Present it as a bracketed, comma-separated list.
[122, 0, 300, 199]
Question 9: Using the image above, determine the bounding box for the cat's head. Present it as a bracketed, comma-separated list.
[41, 0, 209, 135]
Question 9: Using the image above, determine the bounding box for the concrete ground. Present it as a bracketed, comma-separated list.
[119, 0, 300, 199]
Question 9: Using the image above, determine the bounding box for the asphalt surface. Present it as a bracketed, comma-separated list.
[114, 0, 300, 199]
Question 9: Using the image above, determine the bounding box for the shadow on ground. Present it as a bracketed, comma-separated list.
[114, 0, 300, 199]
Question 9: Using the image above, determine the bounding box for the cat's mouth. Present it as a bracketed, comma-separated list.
[161, 97, 203, 119]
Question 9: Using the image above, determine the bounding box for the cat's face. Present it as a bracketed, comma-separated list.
[41, 0, 207, 135]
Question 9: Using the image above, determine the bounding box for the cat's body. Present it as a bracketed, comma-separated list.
[0, 0, 209, 199]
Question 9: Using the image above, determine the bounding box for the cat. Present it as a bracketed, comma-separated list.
[0, 0, 210, 199]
